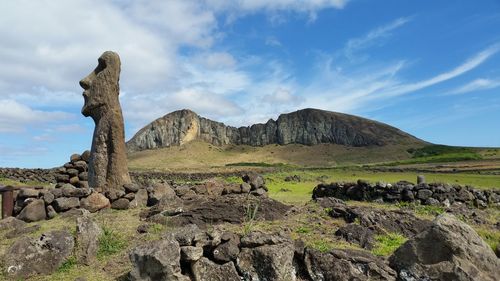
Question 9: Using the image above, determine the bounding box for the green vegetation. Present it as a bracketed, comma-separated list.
[57, 256, 77, 273]
[243, 202, 260, 235]
[257, 168, 500, 205]
[397, 145, 483, 164]
[309, 239, 336, 253]
[295, 226, 312, 234]
[97, 227, 127, 259]
[396, 202, 445, 217]
[226, 162, 290, 167]
[475, 227, 500, 253]
[371, 233, 407, 256]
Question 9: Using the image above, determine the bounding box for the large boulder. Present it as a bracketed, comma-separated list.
[192, 258, 240, 281]
[16, 199, 46, 222]
[389, 214, 500, 281]
[237, 232, 296, 281]
[80, 192, 110, 212]
[147, 182, 177, 206]
[4, 230, 75, 278]
[129, 236, 188, 281]
[75, 215, 102, 265]
[305, 248, 396, 281]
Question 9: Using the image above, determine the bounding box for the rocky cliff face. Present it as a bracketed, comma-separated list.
[126, 108, 423, 151]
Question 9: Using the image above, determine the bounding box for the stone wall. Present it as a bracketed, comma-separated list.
[0, 168, 57, 184]
[312, 179, 500, 208]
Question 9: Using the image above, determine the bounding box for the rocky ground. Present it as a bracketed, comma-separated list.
[0, 172, 499, 280]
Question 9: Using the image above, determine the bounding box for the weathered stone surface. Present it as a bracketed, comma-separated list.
[5, 224, 40, 239]
[4, 230, 74, 278]
[111, 198, 130, 210]
[104, 188, 125, 201]
[42, 191, 55, 204]
[70, 153, 81, 162]
[124, 183, 140, 193]
[80, 51, 131, 191]
[213, 232, 240, 262]
[180, 246, 203, 261]
[126, 108, 421, 151]
[53, 197, 80, 212]
[240, 182, 251, 193]
[130, 189, 148, 208]
[0, 217, 26, 230]
[80, 192, 110, 212]
[237, 238, 296, 281]
[17, 188, 40, 198]
[47, 205, 57, 219]
[242, 172, 266, 191]
[81, 150, 91, 162]
[305, 248, 397, 281]
[62, 184, 91, 198]
[389, 214, 500, 281]
[192, 258, 240, 281]
[76, 215, 102, 265]
[129, 236, 188, 281]
[147, 182, 176, 206]
[335, 223, 375, 249]
[16, 199, 46, 222]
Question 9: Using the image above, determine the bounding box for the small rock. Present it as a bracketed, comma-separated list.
[242, 172, 266, 190]
[5, 224, 41, 239]
[0, 217, 26, 230]
[42, 191, 55, 205]
[251, 187, 267, 196]
[240, 182, 251, 193]
[124, 183, 140, 193]
[192, 258, 240, 281]
[47, 205, 57, 219]
[78, 172, 88, 181]
[70, 153, 81, 162]
[80, 192, 110, 212]
[124, 192, 135, 200]
[17, 199, 46, 222]
[417, 175, 425, 184]
[424, 197, 440, 206]
[180, 246, 204, 261]
[17, 188, 40, 198]
[111, 198, 130, 210]
[53, 197, 80, 212]
[147, 182, 177, 206]
[81, 150, 91, 162]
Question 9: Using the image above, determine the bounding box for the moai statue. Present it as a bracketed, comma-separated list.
[79, 51, 131, 191]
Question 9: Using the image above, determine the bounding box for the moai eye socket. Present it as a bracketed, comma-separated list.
[94, 58, 107, 75]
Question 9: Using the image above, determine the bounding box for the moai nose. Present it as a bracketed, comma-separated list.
[79, 78, 90, 90]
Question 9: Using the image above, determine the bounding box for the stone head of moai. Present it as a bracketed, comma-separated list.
[79, 51, 131, 191]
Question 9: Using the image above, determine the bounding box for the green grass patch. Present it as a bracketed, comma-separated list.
[475, 227, 500, 253]
[225, 162, 290, 167]
[408, 145, 476, 158]
[296, 226, 312, 234]
[309, 239, 336, 253]
[97, 227, 127, 259]
[396, 202, 445, 217]
[57, 256, 77, 273]
[372, 233, 407, 256]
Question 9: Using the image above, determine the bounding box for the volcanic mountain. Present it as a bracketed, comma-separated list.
[126, 108, 424, 152]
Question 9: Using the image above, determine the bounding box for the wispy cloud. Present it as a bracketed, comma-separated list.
[449, 78, 500, 95]
[380, 43, 500, 97]
[345, 16, 412, 60]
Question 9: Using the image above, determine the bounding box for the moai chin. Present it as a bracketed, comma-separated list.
[79, 51, 131, 191]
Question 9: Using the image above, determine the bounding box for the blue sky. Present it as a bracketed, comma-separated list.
[1, 0, 500, 168]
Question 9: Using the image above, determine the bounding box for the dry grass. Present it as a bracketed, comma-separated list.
[127, 140, 420, 171]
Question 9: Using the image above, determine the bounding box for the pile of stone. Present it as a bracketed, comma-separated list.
[129, 224, 395, 281]
[312, 177, 500, 208]
[54, 151, 91, 189]
[0, 167, 57, 184]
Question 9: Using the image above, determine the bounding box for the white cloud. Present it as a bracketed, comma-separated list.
[345, 17, 412, 60]
[449, 78, 500, 95]
[265, 36, 282, 47]
[380, 43, 500, 97]
[0, 99, 71, 132]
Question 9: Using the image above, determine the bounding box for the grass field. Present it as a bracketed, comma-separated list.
[244, 168, 500, 205]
